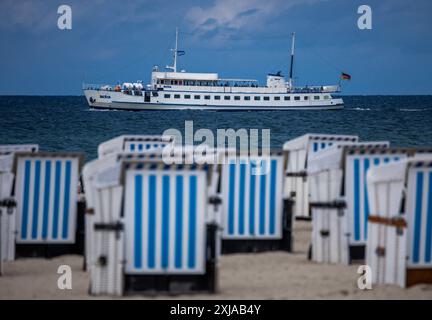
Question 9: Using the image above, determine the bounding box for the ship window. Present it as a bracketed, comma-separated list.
[284, 96, 290, 101]
[194, 95, 200, 99]
[164, 94, 170, 98]
[274, 96, 280, 101]
[294, 96, 300, 101]
[314, 96, 320, 100]
[324, 95, 330, 100]
[263, 96, 270, 101]
[184, 95, 191, 99]
[224, 96, 230, 100]
[304, 96, 309, 100]
[215, 96, 221, 100]
[234, 96, 241, 100]
[173, 80, 178, 85]
[254, 96, 260, 101]
[244, 96, 251, 101]
[174, 94, 180, 99]
[204, 95, 211, 100]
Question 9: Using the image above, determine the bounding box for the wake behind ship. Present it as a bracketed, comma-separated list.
[83, 29, 346, 111]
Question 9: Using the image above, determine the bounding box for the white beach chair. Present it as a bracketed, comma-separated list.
[97, 135, 174, 158]
[0, 145, 39, 275]
[366, 155, 432, 287]
[83, 147, 223, 271]
[283, 134, 359, 219]
[219, 151, 292, 253]
[0, 154, 15, 275]
[12, 152, 85, 258]
[89, 160, 219, 295]
[307, 142, 413, 264]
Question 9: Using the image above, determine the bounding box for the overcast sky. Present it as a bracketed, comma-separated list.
[1, 0, 431, 95]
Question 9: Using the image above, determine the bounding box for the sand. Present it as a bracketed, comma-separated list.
[1, 221, 432, 300]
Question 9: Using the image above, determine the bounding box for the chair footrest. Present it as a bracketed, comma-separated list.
[368, 215, 407, 228]
[124, 273, 216, 294]
[285, 171, 307, 177]
[349, 245, 366, 263]
[15, 243, 83, 259]
[310, 201, 346, 209]
[94, 222, 124, 232]
[0, 198, 16, 209]
[222, 237, 291, 254]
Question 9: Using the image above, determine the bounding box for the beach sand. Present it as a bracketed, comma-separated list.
[1, 221, 431, 300]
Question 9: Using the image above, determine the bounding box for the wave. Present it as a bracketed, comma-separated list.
[351, 107, 371, 111]
[399, 108, 427, 112]
[84, 108, 124, 112]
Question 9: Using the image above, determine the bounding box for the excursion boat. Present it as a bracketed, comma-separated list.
[83, 29, 345, 111]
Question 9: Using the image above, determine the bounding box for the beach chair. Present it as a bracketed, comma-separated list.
[89, 160, 219, 295]
[307, 142, 413, 264]
[220, 151, 292, 253]
[12, 152, 85, 258]
[97, 135, 174, 158]
[82, 153, 121, 271]
[83, 147, 222, 271]
[283, 134, 358, 219]
[366, 155, 432, 287]
[0, 145, 39, 275]
[0, 154, 15, 275]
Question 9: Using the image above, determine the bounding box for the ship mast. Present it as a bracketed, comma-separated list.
[288, 32, 295, 90]
[166, 27, 179, 73]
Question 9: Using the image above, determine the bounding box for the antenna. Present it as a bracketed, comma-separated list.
[166, 27, 179, 73]
[288, 32, 295, 90]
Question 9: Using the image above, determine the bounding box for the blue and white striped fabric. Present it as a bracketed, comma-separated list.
[15, 156, 79, 243]
[309, 141, 336, 154]
[346, 153, 407, 245]
[221, 156, 284, 239]
[125, 141, 168, 153]
[406, 165, 432, 267]
[124, 169, 207, 274]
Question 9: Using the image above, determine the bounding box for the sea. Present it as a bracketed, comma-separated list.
[1, 95, 431, 160]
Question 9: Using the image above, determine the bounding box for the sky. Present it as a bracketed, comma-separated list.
[0, 0, 431, 95]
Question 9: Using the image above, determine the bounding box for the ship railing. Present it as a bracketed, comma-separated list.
[82, 83, 115, 91]
[290, 85, 341, 93]
[83, 83, 147, 94]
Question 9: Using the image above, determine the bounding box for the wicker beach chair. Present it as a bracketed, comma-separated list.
[306, 142, 413, 264]
[97, 135, 174, 158]
[88, 159, 219, 296]
[283, 134, 359, 220]
[12, 152, 85, 258]
[366, 154, 432, 287]
[219, 151, 293, 253]
[0, 145, 39, 275]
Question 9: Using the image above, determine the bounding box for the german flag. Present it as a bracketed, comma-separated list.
[341, 72, 351, 80]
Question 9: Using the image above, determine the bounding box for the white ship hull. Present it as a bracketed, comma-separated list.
[83, 30, 348, 111]
[84, 89, 344, 111]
